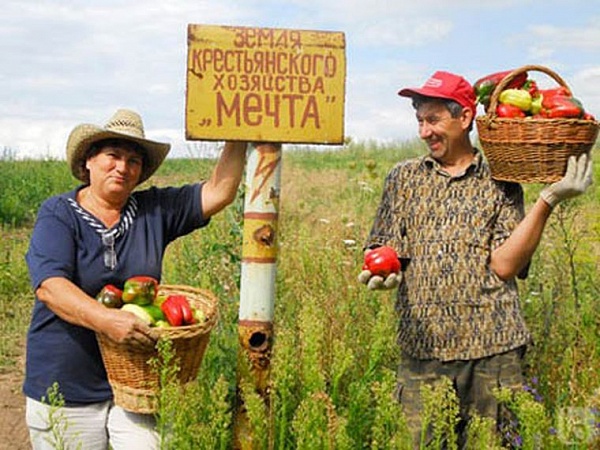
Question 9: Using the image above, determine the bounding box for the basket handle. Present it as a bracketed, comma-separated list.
[486, 64, 572, 117]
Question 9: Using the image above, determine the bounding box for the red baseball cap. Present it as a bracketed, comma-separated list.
[398, 71, 476, 116]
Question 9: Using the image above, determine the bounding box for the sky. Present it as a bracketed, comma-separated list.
[2, 0, 600, 159]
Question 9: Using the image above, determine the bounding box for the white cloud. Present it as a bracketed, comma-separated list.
[0, 118, 71, 159]
[527, 21, 600, 50]
[357, 19, 453, 47]
[570, 67, 600, 115]
[2, 1, 599, 158]
[0, 0, 258, 157]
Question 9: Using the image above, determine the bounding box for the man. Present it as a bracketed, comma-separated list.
[358, 70, 593, 446]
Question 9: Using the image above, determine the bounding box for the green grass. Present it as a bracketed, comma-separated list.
[2, 141, 600, 448]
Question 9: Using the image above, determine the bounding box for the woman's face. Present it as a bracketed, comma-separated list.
[85, 139, 144, 197]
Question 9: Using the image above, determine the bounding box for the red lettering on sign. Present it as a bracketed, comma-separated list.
[244, 93, 262, 126]
[215, 92, 322, 129]
[301, 96, 320, 128]
[216, 92, 241, 126]
[194, 47, 337, 79]
[230, 27, 302, 50]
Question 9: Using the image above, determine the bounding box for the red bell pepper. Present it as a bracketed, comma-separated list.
[160, 296, 183, 326]
[122, 276, 158, 305]
[541, 95, 584, 119]
[538, 86, 570, 99]
[160, 294, 195, 326]
[363, 246, 401, 278]
[496, 103, 526, 118]
[171, 295, 195, 325]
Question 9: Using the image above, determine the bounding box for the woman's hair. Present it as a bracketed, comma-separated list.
[80, 138, 147, 184]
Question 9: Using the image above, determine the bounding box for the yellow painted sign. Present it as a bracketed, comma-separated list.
[185, 25, 346, 144]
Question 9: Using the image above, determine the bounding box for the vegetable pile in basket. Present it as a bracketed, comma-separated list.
[96, 276, 206, 327]
[474, 69, 595, 120]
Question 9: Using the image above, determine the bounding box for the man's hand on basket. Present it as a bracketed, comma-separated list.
[540, 153, 593, 208]
[357, 269, 400, 290]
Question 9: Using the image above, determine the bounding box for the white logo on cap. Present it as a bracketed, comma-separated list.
[425, 77, 443, 88]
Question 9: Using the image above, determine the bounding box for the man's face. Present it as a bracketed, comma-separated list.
[415, 100, 471, 162]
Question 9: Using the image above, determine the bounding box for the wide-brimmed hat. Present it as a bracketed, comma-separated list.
[398, 71, 476, 116]
[66, 108, 171, 184]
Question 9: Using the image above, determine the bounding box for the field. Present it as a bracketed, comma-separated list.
[1, 140, 599, 449]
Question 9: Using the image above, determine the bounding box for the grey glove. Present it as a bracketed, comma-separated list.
[357, 270, 400, 290]
[540, 153, 593, 208]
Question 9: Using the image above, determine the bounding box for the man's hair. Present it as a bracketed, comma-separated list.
[411, 94, 473, 132]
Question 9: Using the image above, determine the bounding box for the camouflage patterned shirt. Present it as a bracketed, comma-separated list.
[365, 150, 532, 361]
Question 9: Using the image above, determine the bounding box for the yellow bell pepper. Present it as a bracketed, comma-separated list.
[499, 89, 532, 112]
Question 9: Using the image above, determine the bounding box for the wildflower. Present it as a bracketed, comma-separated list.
[522, 377, 543, 402]
[357, 181, 374, 193]
[513, 434, 523, 447]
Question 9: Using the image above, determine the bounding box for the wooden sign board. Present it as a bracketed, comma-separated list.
[185, 25, 346, 144]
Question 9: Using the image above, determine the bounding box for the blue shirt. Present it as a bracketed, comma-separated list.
[24, 183, 208, 404]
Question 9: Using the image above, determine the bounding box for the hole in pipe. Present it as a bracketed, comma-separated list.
[249, 332, 267, 350]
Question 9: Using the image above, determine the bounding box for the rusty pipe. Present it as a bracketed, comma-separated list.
[234, 142, 282, 449]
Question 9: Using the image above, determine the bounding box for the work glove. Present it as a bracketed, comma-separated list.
[540, 153, 593, 208]
[357, 269, 400, 290]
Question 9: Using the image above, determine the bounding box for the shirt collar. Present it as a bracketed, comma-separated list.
[421, 148, 485, 179]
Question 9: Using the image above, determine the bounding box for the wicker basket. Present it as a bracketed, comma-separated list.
[96, 285, 218, 414]
[476, 65, 599, 183]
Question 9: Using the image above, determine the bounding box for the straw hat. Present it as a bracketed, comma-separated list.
[66, 109, 171, 184]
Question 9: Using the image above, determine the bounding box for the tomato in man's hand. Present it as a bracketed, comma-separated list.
[363, 246, 401, 277]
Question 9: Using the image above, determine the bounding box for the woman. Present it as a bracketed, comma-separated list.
[23, 108, 247, 449]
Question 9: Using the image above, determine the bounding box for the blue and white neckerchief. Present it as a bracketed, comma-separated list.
[67, 196, 139, 270]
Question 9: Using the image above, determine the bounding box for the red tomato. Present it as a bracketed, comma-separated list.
[363, 246, 401, 277]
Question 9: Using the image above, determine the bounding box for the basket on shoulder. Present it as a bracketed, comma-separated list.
[95, 276, 219, 414]
[474, 65, 599, 184]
